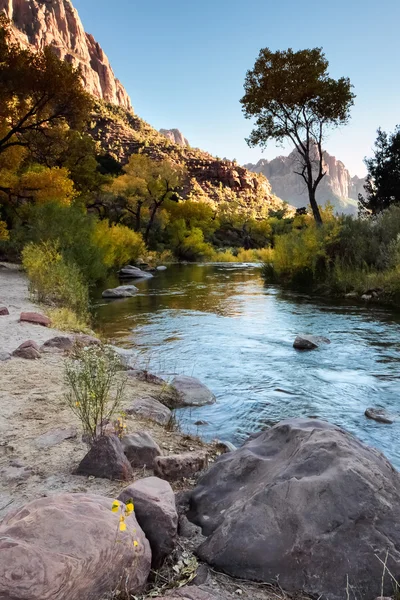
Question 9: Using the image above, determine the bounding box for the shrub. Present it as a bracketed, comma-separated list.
[22, 241, 89, 320]
[47, 307, 91, 333]
[92, 220, 145, 268]
[64, 345, 126, 444]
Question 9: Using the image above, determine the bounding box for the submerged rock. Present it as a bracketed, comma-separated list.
[168, 375, 216, 408]
[119, 265, 153, 279]
[365, 407, 394, 424]
[293, 334, 331, 350]
[188, 418, 400, 600]
[102, 285, 138, 298]
[156, 265, 167, 271]
[0, 493, 150, 600]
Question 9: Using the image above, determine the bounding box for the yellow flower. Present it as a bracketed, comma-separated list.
[75, 402, 80, 407]
[119, 521, 127, 532]
[125, 502, 134, 515]
[133, 540, 139, 547]
[111, 501, 120, 513]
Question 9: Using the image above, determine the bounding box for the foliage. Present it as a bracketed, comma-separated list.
[0, 220, 9, 241]
[111, 499, 138, 538]
[46, 307, 91, 333]
[92, 220, 145, 268]
[241, 47, 355, 224]
[359, 126, 400, 214]
[22, 241, 89, 319]
[64, 345, 126, 444]
[0, 16, 92, 155]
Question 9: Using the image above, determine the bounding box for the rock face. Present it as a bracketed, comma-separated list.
[0, 0, 132, 110]
[0, 493, 151, 600]
[188, 418, 400, 600]
[118, 477, 178, 568]
[160, 128, 189, 147]
[246, 148, 366, 215]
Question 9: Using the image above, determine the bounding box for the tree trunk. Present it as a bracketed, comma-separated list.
[144, 202, 159, 243]
[134, 201, 143, 232]
[308, 188, 323, 225]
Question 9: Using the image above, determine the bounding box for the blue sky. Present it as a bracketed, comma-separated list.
[74, 0, 400, 176]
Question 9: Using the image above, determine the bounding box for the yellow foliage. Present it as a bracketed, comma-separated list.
[0, 221, 9, 241]
[92, 221, 145, 269]
[46, 307, 90, 333]
[19, 167, 76, 205]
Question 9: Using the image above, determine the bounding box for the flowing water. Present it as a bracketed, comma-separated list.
[93, 264, 400, 468]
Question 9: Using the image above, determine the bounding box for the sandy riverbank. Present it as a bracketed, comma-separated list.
[0, 265, 214, 520]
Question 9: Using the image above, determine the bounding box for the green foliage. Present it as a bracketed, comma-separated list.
[359, 126, 400, 214]
[241, 46, 355, 224]
[93, 220, 145, 268]
[22, 241, 89, 320]
[64, 345, 126, 444]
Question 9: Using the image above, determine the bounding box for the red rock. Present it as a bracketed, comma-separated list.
[12, 340, 41, 360]
[20, 312, 51, 327]
[0, 307, 9, 316]
[154, 452, 208, 481]
[76, 434, 134, 481]
[0, 493, 151, 600]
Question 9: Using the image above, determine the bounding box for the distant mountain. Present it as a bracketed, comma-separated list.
[160, 129, 189, 147]
[245, 149, 366, 215]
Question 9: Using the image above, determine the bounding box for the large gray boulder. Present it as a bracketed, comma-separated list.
[168, 375, 216, 408]
[188, 418, 400, 600]
[119, 265, 153, 279]
[118, 476, 178, 568]
[0, 493, 151, 600]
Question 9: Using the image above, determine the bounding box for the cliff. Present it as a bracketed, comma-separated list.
[160, 129, 189, 147]
[0, 0, 132, 111]
[246, 149, 366, 215]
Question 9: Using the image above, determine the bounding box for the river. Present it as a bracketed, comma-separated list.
[93, 263, 400, 468]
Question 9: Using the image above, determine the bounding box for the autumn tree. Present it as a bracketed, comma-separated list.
[0, 16, 92, 156]
[359, 127, 400, 214]
[241, 47, 355, 224]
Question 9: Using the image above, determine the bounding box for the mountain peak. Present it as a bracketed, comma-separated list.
[159, 129, 189, 147]
[0, 0, 132, 111]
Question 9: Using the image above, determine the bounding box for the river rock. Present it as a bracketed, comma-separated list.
[121, 431, 162, 469]
[12, 339, 41, 360]
[76, 434, 133, 480]
[102, 285, 138, 298]
[365, 407, 394, 424]
[0, 493, 151, 600]
[188, 418, 400, 600]
[35, 427, 77, 448]
[156, 265, 167, 271]
[168, 376, 216, 408]
[128, 369, 167, 385]
[119, 265, 153, 279]
[126, 396, 172, 426]
[293, 334, 331, 350]
[154, 451, 208, 481]
[118, 476, 178, 568]
[0, 306, 9, 315]
[20, 311, 51, 327]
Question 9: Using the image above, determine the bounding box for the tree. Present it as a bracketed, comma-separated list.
[359, 127, 400, 214]
[241, 47, 355, 224]
[0, 16, 92, 156]
[109, 154, 185, 243]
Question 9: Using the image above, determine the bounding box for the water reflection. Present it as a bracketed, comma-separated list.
[93, 264, 400, 468]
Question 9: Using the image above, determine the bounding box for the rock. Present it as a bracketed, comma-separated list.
[118, 476, 178, 568]
[76, 434, 133, 481]
[2, 0, 132, 110]
[12, 339, 41, 360]
[215, 440, 237, 453]
[35, 427, 78, 448]
[158, 586, 218, 599]
[121, 431, 162, 469]
[74, 334, 101, 346]
[365, 408, 394, 424]
[169, 376, 216, 408]
[156, 265, 168, 271]
[41, 336, 75, 352]
[293, 334, 331, 350]
[188, 418, 400, 600]
[119, 265, 153, 279]
[128, 369, 167, 385]
[0, 351, 11, 361]
[361, 294, 373, 301]
[0, 493, 150, 600]
[160, 129, 189, 147]
[154, 452, 208, 481]
[194, 420, 209, 426]
[126, 396, 172, 426]
[102, 285, 138, 298]
[0, 306, 9, 315]
[20, 311, 51, 327]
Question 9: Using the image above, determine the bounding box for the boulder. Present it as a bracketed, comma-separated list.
[102, 285, 138, 298]
[154, 451, 208, 481]
[118, 476, 178, 568]
[119, 265, 153, 279]
[156, 265, 167, 271]
[20, 311, 51, 327]
[76, 434, 133, 481]
[41, 336, 75, 352]
[0, 493, 151, 600]
[0, 306, 9, 315]
[188, 419, 400, 600]
[12, 339, 41, 360]
[126, 396, 172, 426]
[35, 427, 78, 448]
[365, 407, 394, 424]
[293, 334, 331, 350]
[121, 431, 162, 469]
[168, 375, 216, 408]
